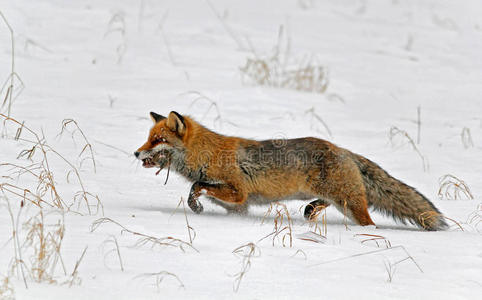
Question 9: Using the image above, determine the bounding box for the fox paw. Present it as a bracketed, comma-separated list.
[188, 198, 203, 214]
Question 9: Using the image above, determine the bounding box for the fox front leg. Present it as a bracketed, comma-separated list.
[188, 182, 205, 214]
[187, 182, 247, 214]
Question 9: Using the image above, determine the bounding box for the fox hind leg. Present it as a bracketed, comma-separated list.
[304, 199, 331, 221]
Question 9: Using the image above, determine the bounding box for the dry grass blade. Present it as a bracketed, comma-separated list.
[23, 210, 68, 284]
[461, 127, 474, 149]
[175, 197, 196, 245]
[231, 242, 260, 292]
[2, 192, 28, 289]
[58, 119, 97, 173]
[90, 218, 198, 253]
[310, 245, 423, 274]
[101, 235, 124, 272]
[134, 271, 184, 292]
[389, 126, 429, 171]
[205, 0, 247, 51]
[68, 246, 87, 287]
[183, 91, 238, 129]
[419, 211, 464, 231]
[438, 174, 473, 200]
[466, 204, 481, 232]
[305, 107, 332, 138]
[354, 234, 392, 248]
[259, 202, 293, 247]
[1, 114, 102, 215]
[104, 11, 127, 64]
[0, 10, 25, 117]
[240, 25, 329, 94]
[0, 274, 15, 300]
[290, 249, 307, 260]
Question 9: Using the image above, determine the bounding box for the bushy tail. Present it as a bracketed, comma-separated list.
[350, 153, 448, 231]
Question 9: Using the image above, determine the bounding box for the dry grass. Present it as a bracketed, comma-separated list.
[23, 210, 67, 284]
[438, 174, 474, 200]
[418, 211, 464, 231]
[101, 235, 124, 272]
[68, 246, 88, 287]
[90, 217, 198, 253]
[104, 11, 127, 64]
[311, 245, 423, 283]
[184, 91, 238, 129]
[206, 0, 248, 51]
[354, 234, 392, 248]
[290, 249, 307, 260]
[305, 107, 333, 138]
[240, 25, 329, 93]
[389, 126, 429, 171]
[461, 127, 474, 149]
[259, 202, 293, 247]
[1, 193, 88, 288]
[302, 202, 328, 238]
[0, 274, 15, 300]
[174, 197, 196, 245]
[0, 10, 25, 118]
[135, 271, 184, 292]
[58, 119, 97, 173]
[0, 114, 102, 215]
[231, 242, 260, 292]
[467, 204, 482, 232]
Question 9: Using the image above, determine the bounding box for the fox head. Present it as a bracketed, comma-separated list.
[134, 111, 187, 169]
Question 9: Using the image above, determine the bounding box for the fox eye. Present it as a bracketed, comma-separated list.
[153, 136, 168, 144]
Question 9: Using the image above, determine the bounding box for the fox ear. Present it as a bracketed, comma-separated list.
[150, 112, 166, 123]
[166, 111, 186, 136]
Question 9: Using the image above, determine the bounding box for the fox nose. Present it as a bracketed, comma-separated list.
[134, 151, 140, 158]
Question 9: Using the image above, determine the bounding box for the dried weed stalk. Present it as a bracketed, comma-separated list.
[461, 127, 474, 149]
[206, 0, 247, 51]
[0, 274, 15, 300]
[58, 119, 97, 173]
[0, 10, 25, 117]
[290, 249, 307, 260]
[438, 174, 473, 200]
[389, 126, 429, 171]
[311, 245, 424, 283]
[184, 91, 237, 129]
[466, 204, 481, 232]
[22, 210, 67, 284]
[101, 235, 124, 272]
[354, 234, 392, 248]
[231, 242, 260, 292]
[90, 218, 198, 253]
[302, 202, 328, 237]
[135, 271, 184, 292]
[259, 202, 293, 247]
[67, 246, 87, 287]
[0, 114, 102, 215]
[2, 194, 87, 287]
[104, 11, 127, 64]
[240, 25, 329, 93]
[419, 211, 464, 231]
[175, 197, 196, 245]
[305, 107, 332, 138]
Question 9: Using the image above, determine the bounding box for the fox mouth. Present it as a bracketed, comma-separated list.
[141, 157, 157, 168]
[141, 150, 170, 169]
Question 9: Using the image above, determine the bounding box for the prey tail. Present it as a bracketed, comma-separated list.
[350, 152, 448, 231]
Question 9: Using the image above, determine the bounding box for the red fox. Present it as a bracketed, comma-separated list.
[135, 111, 447, 231]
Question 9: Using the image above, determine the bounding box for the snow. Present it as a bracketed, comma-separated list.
[1, 0, 481, 299]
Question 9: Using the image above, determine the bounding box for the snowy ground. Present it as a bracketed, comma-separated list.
[1, 0, 482, 299]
